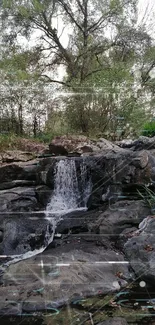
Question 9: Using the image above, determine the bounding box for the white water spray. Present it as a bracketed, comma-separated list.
[46, 158, 91, 216]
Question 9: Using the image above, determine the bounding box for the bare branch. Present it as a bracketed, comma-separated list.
[57, 0, 84, 33]
[40, 74, 72, 87]
[76, 0, 85, 15]
[141, 61, 155, 84]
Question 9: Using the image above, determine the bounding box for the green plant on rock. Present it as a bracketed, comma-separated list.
[137, 186, 155, 212]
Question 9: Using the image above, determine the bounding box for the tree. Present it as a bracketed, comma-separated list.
[1, 0, 155, 137]
[0, 47, 47, 136]
[1, 0, 141, 85]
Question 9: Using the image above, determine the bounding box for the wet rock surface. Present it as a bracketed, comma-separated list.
[98, 318, 128, 325]
[89, 200, 150, 245]
[37, 149, 155, 210]
[1, 238, 130, 311]
[124, 216, 155, 283]
[0, 137, 155, 323]
[0, 211, 53, 256]
[0, 186, 40, 212]
[0, 185, 53, 256]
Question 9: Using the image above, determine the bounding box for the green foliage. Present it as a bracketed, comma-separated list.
[0, 133, 19, 151]
[2, 0, 12, 9]
[1, 0, 155, 139]
[0, 133, 50, 151]
[63, 71, 150, 137]
[32, 0, 44, 12]
[35, 133, 55, 143]
[141, 121, 155, 137]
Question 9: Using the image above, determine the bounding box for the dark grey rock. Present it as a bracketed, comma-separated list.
[89, 200, 150, 240]
[35, 185, 52, 206]
[0, 180, 36, 190]
[124, 217, 155, 283]
[0, 163, 38, 184]
[117, 136, 155, 151]
[0, 187, 40, 213]
[37, 151, 155, 210]
[0, 186, 53, 257]
[56, 209, 100, 234]
[0, 211, 53, 256]
[0, 164, 24, 183]
[49, 143, 68, 155]
[97, 318, 128, 325]
[21, 163, 38, 181]
[1, 241, 130, 313]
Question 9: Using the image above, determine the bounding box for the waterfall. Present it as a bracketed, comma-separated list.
[80, 160, 92, 207]
[3, 158, 91, 268]
[46, 158, 92, 216]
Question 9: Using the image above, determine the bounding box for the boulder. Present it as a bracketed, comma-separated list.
[89, 200, 150, 241]
[49, 135, 122, 155]
[85, 150, 155, 209]
[55, 209, 100, 235]
[0, 184, 53, 214]
[133, 136, 155, 150]
[0, 164, 24, 183]
[0, 138, 154, 316]
[1, 240, 130, 313]
[20, 161, 39, 181]
[0, 212, 53, 256]
[56, 200, 150, 236]
[36, 157, 57, 188]
[117, 136, 155, 151]
[131, 150, 149, 169]
[0, 162, 39, 183]
[96, 138, 121, 151]
[49, 143, 68, 156]
[116, 139, 134, 148]
[124, 216, 155, 283]
[76, 144, 93, 153]
[0, 183, 54, 257]
[1, 150, 36, 163]
[49, 135, 90, 153]
[0, 187, 40, 213]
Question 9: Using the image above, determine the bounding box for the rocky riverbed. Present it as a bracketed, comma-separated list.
[1, 136, 155, 324]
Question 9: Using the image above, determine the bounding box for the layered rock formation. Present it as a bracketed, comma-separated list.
[0, 136, 155, 324]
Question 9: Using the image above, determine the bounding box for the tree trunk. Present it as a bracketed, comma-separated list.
[18, 104, 23, 135]
[33, 115, 38, 137]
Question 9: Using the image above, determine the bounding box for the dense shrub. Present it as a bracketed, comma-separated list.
[141, 121, 155, 137]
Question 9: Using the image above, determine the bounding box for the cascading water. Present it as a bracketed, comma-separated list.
[3, 158, 91, 268]
[46, 158, 92, 216]
[80, 160, 92, 207]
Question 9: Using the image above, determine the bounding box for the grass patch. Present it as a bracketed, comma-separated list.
[0, 133, 47, 153]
